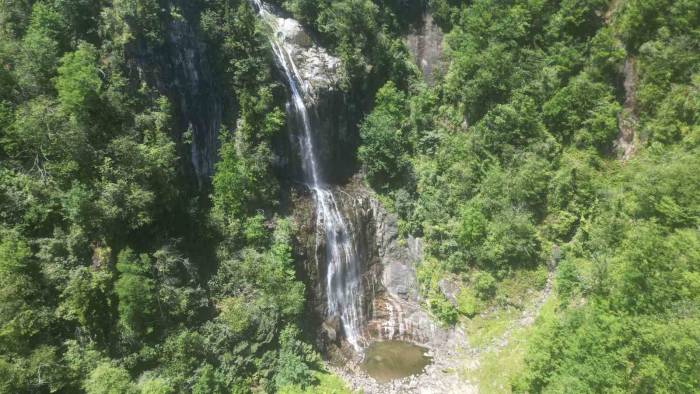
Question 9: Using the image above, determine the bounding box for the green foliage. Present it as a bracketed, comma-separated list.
[109, 0, 164, 45]
[457, 203, 487, 264]
[472, 271, 496, 300]
[428, 292, 459, 325]
[473, 208, 541, 273]
[417, 259, 458, 324]
[56, 42, 102, 119]
[191, 364, 226, 394]
[217, 296, 253, 337]
[279, 371, 350, 394]
[612, 224, 700, 314]
[115, 248, 157, 337]
[58, 266, 115, 344]
[445, 42, 516, 122]
[274, 325, 319, 390]
[0, 229, 51, 356]
[0, 0, 323, 391]
[543, 72, 621, 150]
[456, 288, 481, 318]
[158, 330, 209, 387]
[2, 96, 84, 178]
[211, 218, 305, 319]
[615, 0, 699, 52]
[358, 81, 411, 190]
[15, 3, 64, 95]
[588, 27, 626, 83]
[516, 144, 700, 392]
[1, 0, 698, 392]
[211, 89, 283, 238]
[357, 1, 700, 392]
[84, 362, 136, 394]
[138, 374, 174, 394]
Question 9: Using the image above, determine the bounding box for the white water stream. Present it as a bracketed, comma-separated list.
[253, 0, 364, 351]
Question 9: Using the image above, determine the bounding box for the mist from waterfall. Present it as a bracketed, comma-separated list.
[252, 0, 364, 351]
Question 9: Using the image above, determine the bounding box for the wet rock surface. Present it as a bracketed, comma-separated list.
[261, 8, 340, 97]
[366, 195, 463, 348]
[263, 3, 465, 388]
[261, 2, 358, 184]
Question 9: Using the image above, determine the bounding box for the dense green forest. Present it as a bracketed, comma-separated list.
[356, 0, 700, 392]
[0, 0, 698, 393]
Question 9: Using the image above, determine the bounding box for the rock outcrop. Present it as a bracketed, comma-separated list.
[258, 2, 359, 184]
[365, 197, 461, 348]
[264, 15, 341, 99]
[129, 0, 223, 185]
[615, 57, 639, 160]
[292, 179, 460, 353]
[291, 181, 380, 345]
[405, 13, 444, 86]
[262, 0, 456, 357]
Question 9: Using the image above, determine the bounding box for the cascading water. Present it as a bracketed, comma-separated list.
[252, 0, 364, 351]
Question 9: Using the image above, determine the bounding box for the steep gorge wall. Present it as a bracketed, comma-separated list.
[291, 180, 458, 353]
[267, 12, 359, 185]
[126, 0, 223, 186]
[270, 4, 455, 353]
[405, 13, 444, 86]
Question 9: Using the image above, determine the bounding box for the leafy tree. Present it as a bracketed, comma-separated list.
[15, 3, 64, 96]
[115, 248, 157, 337]
[456, 288, 481, 318]
[471, 271, 496, 300]
[471, 94, 556, 164]
[109, 0, 164, 46]
[445, 42, 516, 122]
[84, 362, 136, 394]
[191, 364, 227, 394]
[159, 330, 209, 388]
[480, 209, 541, 272]
[0, 229, 51, 355]
[543, 72, 620, 150]
[56, 42, 101, 120]
[58, 266, 116, 345]
[358, 81, 411, 190]
[217, 296, 253, 337]
[2, 97, 86, 179]
[588, 27, 626, 83]
[138, 374, 174, 394]
[274, 325, 318, 390]
[458, 203, 487, 264]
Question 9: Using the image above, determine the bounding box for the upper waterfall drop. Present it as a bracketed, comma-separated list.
[252, 0, 365, 351]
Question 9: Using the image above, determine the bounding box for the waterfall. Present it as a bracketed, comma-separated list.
[252, 0, 364, 351]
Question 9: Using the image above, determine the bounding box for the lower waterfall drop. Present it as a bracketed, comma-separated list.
[253, 0, 364, 351]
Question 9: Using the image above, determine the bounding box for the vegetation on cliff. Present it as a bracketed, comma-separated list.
[357, 0, 700, 392]
[0, 0, 338, 392]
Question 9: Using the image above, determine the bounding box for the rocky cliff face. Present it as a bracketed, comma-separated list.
[265, 2, 455, 354]
[263, 6, 359, 184]
[292, 179, 459, 353]
[405, 13, 444, 86]
[128, 1, 222, 186]
[365, 197, 460, 347]
[290, 180, 381, 348]
[615, 57, 639, 160]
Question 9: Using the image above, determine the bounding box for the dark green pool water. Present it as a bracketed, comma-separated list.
[361, 340, 432, 383]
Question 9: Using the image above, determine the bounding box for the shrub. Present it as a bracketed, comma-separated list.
[456, 288, 481, 318]
[472, 271, 497, 300]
